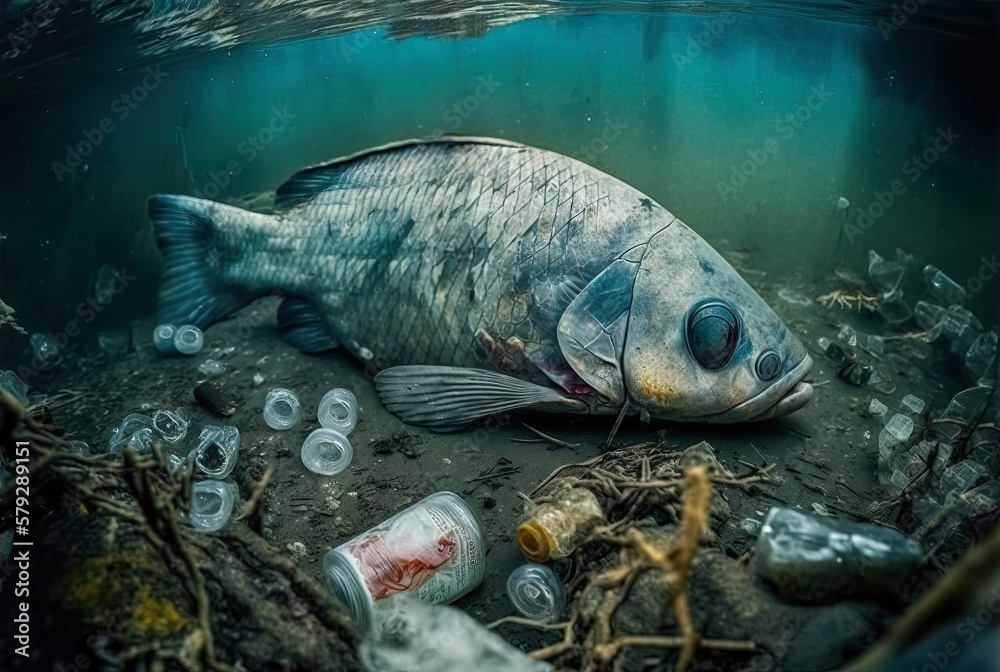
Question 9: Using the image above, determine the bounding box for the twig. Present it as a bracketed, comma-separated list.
[235, 465, 273, 521]
[523, 423, 580, 450]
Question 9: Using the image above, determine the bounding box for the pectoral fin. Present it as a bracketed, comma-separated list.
[557, 259, 639, 408]
[374, 365, 587, 431]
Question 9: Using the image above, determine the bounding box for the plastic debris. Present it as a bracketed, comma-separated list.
[877, 289, 912, 325]
[194, 425, 240, 479]
[30, 333, 61, 368]
[109, 414, 157, 453]
[198, 359, 227, 376]
[324, 491, 485, 630]
[506, 564, 566, 623]
[301, 428, 353, 475]
[517, 482, 605, 562]
[884, 413, 914, 444]
[252, 372, 265, 386]
[360, 594, 552, 672]
[913, 301, 946, 332]
[188, 479, 237, 532]
[0, 370, 29, 405]
[867, 398, 889, 423]
[740, 518, 762, 535]
[173, 324, 204, 355]
[837, 324, 857, 356]
[318, 388, 359, 434]
[964, 328, 998, 382]
[152, 409, 189, 444]
[922, 264, 966, 306]
[811, 503, 830, 516]
[69, 440, 91, 456]
[940, 306, 984, 356]
[868, 249, 906, 294]
[899, 394, 925, 416]
[861, 334, 885, 356]
[153, 324, 177, 354]
[930, 386, 992, 443]
[965, 480, 1000, 515]
[263, 388, 302, 430]
[754, 506, 923, 602]
[939, 460, 988, 500]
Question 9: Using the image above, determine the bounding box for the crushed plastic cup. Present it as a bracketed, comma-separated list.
[868, 398, 889, 423]
[30, 333, 61, 368]
[302, 428, 353, 475]
[198, 359, 227, 376]
[189, 480, 238, 532]
[877, 289, 912, 325]
[263, 388, 302, 430]
[740, 518, 762, 535]
[174, 325, 204, 355]
[884, 413, 913, 444]
[899, 394, 926, 416]
[939, 459, 988, 500]
[152, 409, 189, 444]
[868, 249, 906, 294]
[0, 370, 29, 405]
[964, 329, 998, 382]
[506, 564, 566, 623]
[318, 388, 359, 434]
[914, 301, 947, 332]
[922, 265, 966, 306]
[195, 425, 240, 478]
[69, 440, 91, 456]
[109, 413, 157, 453]
[153, 324, 177, 354]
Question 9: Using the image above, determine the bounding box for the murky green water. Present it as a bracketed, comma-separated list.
[0, 6, 996, 356]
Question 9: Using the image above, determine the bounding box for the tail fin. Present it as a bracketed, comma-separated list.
[148, 194, 256, 329]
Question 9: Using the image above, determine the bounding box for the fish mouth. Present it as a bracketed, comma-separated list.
[707, 355, 814, 423]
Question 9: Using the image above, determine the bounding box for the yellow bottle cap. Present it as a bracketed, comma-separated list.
[517, 520, 554, 562]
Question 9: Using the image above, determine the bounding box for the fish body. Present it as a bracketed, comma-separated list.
[149, 137, 813, 430]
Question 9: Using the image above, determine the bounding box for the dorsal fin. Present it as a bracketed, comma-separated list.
[274, 136, 526, 210]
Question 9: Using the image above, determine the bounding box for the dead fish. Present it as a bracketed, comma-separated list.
[148, 136, 813, 430]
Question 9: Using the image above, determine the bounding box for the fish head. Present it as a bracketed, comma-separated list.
[620, 224, 813, 422]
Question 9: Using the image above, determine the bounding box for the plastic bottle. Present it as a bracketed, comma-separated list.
[754, 506, 923, 601]
[318, 388, 359, 434]
[153, 324, 177, 354]
[263, 388, 302, 430]
[506, 564, 566, 623]
[922, 265, 966, 306]
[516, 483, 605, 562]
[301, 428, 352, 475]
[174, 324, 204, 355]
[323, 491, 485, 630]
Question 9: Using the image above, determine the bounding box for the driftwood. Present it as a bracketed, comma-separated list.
[0, 391, 364, 672]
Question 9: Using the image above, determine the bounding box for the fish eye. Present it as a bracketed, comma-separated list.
[686, 299, 741, 371]
[756, 351, 782, 381]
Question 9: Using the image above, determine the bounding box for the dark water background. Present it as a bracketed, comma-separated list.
[0, 1, 997, 366]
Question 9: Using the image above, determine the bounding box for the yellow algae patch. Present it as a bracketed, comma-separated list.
[633, 366, 680, 407]
[132, 586, 186, 636]
[65, 554, 149, 608]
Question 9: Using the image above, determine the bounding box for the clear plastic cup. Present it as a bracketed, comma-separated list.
[153, 324, 177, 354]
[301, 428, 352, 475]
[195, 425, 240, 478]
[189, 480, 237, 532]
[263, 388, 302, 430]
[506, 564, 566, 623]
[174, 324, 204, 355]
[152, 409, 189, 443]
[318, 388, 358, 434]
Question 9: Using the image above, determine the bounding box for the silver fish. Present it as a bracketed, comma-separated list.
[149, 136, 813, 430]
